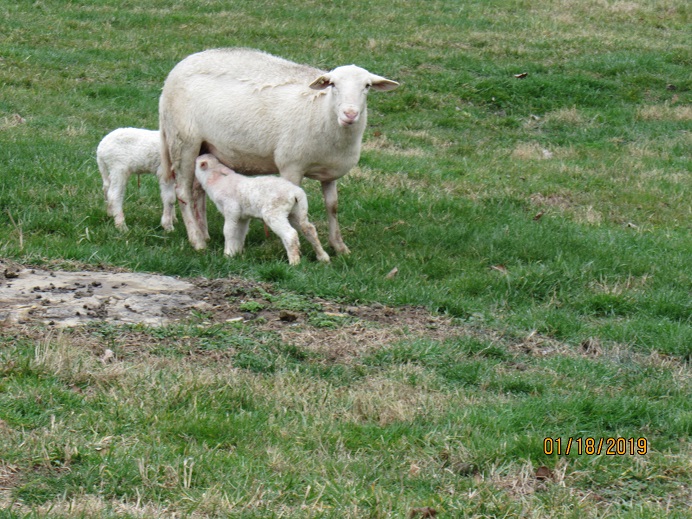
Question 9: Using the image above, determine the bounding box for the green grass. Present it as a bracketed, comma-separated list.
[1, 0, 690, 517]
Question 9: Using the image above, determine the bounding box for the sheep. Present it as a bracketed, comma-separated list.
[194, 153, 330, 265]
[96, 128, 176, 231]
[159, 47, 399, 252]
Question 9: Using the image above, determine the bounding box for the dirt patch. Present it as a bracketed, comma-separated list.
[1, 260, 596, 365]
[0, 260, 476, 359]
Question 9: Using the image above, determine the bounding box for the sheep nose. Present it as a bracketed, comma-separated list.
[343, 109, 359, 121]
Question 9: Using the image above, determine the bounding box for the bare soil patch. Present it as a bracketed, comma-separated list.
[1, 260, 477, 362]
[1, 259, 595, 365]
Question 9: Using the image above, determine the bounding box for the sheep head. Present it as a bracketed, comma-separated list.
[309, 65, 399, 128]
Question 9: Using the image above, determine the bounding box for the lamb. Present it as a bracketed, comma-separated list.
[194, 154, 330, 265]
[159, 47, 398, 252]
[96, 128, 176, 231]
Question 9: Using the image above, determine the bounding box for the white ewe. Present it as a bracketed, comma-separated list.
[194, 154, 330, 265]
[96, 128, 176, 231]
[159, 47, 398, 252]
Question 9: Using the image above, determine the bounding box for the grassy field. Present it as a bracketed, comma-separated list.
[1, 0, 690, 517]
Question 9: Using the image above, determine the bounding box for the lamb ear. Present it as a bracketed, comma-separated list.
[370, 74, 399, 92]
[309, 74, 333, 90]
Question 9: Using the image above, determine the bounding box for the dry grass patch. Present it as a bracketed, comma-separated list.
[4, 494, 182, 519]
[573, 205, 604, 225]
[511, 142, 555, 161]
[488, 459, 570, 497]
[0, 463, 21, 499]
[363, 133, 427, 157]
[348, 165, 473, 202]
[541, 107, 588, 126]
[529, 192, 606, 225]
[341, 375, 447, 426]
[280, 323, 403, 362]
[589, 274, 651, 296]
[637, 104, 692, 122]
[529, 192, 573, 210]
[0, 113, 27, 131]
[401, 130, 455, 149]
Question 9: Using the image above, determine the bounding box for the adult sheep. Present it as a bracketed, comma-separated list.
[159, 47, 399, 252]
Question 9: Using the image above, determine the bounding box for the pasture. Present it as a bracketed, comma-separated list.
[0, 0, 690, 517]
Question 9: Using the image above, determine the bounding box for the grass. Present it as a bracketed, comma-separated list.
[0, 0, 690, 516]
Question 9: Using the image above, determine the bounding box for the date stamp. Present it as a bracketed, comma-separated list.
[543, 437, 648, 456]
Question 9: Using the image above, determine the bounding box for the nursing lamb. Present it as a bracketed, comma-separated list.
[96, 128, 176, 231]
[159, 47, 398, 252]
[194, 154, 330, 265]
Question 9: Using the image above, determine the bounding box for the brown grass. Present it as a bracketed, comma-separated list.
[636, 104, 692, 122]
[363, 133, 427, 157]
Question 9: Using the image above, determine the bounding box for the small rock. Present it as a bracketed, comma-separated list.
[535, 466, 553, 481]
[385, 267, 399, 280]
[100, 349, 115, 364]
[279, 310, 300, 322]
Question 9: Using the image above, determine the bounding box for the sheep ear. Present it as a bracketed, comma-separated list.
[370, 75, 399, 92]
[309, 74, 333, 90]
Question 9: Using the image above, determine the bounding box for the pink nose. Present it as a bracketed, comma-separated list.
[343, 109, 358, 121]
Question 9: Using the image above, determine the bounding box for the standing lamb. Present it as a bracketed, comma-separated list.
[159, 47, 398, 252]
[194, 154, 330, 265]
[96, 128, 176, 231]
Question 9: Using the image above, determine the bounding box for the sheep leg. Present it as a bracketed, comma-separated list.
[288, 212, 330, 263]
[174, 148, 208, 250]
[223, 215, 247, 257]
[321, 180, 350, 255]
[107, 168, 131, 231]
[235, 218, 251, 254]
[97, 160, 110, 204]
[192, 178, 209, 240]
[265, 215, 301, 265]
[157, 168, 177, 232]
